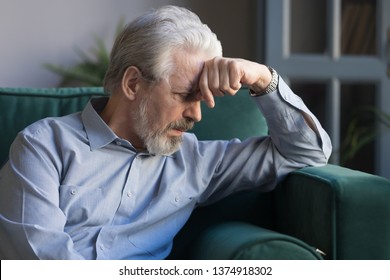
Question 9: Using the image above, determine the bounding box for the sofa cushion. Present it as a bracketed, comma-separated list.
[190, 222, 322, 259]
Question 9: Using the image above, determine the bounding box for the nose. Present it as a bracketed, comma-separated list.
[183, 100, 202, 123]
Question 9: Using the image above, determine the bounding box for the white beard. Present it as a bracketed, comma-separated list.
[133, 96, 194, 156]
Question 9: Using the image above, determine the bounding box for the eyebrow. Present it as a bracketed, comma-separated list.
[170, 69, 202, 94]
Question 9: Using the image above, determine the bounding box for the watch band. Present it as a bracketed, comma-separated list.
[249, 66, 279, 97]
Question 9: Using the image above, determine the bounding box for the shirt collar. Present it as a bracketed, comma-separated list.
[81, 97, 118, 151]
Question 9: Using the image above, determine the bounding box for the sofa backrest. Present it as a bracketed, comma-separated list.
[0, 87, 268, 166]
[190, 89, 268, 140]
[0, 87, 106, 165]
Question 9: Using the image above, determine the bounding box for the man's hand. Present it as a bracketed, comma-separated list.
[199, 57, 272, 108]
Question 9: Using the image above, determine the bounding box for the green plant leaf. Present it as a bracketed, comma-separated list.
[340, 105, 390, 165]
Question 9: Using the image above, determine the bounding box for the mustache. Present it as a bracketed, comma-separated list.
[167, 118, 194, 132]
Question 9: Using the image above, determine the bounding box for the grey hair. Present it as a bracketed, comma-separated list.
[103, 5, 223, 94]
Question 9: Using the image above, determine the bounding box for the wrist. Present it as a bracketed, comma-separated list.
[249, 66, 279, 97]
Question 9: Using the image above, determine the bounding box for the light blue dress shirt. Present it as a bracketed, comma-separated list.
[0, 78, 331, 259]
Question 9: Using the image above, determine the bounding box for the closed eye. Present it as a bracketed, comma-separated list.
[173, 91, 199, 102]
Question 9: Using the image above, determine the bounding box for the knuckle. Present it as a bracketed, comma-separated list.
[227, 59, 238, 68]
[220, 85, 231, 93]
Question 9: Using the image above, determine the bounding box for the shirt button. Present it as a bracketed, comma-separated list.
[175, 197, 180, 202]
[70, 189, 77, 195]
[127, 192, 134, 198]
[115, 140, 122, 146]
[100, 244, 105, 251]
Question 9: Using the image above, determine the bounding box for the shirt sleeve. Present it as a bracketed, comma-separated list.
[196, 76, 332, 204]
[254, 76, 332, 166]
[0, 126, 85, 260]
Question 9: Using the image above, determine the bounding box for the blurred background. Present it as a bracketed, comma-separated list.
[1, 0, 389, 178]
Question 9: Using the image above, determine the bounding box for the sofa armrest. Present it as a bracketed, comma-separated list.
[274, 164, 390, 259]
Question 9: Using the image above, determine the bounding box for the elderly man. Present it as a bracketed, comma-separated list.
[0, 5, 331, 259]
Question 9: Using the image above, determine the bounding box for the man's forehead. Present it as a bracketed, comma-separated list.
[169, 51, 210, 90]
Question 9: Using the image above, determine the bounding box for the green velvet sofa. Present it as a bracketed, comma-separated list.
[1, 87, 390, 260]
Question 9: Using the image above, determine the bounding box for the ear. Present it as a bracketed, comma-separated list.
[121, 66, 142, 101]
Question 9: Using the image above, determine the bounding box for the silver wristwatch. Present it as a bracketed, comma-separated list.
[249, 66, 279, 97]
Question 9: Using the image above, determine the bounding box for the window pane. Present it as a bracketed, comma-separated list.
[290, 0, 327, 54]
[340, 83, 377, 173]
[341, 0, 377, 55]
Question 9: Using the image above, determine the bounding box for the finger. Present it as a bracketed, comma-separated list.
[228, 60, 242, 92]
[219, 61, 232, 94]
[207, 59, 223, 97]
[199, 65, 215, 108]
[219, 59, 242, 95]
